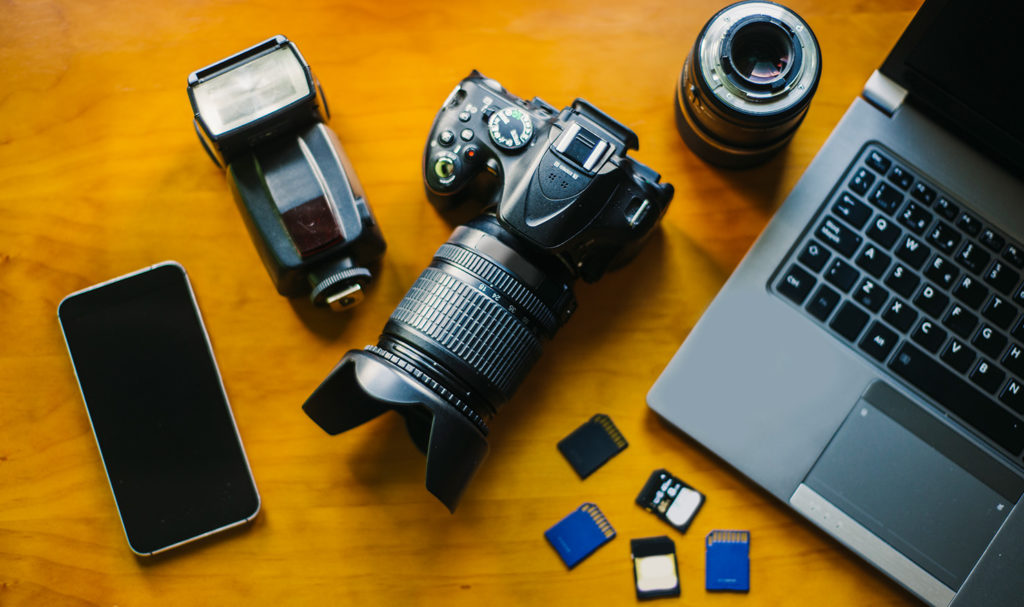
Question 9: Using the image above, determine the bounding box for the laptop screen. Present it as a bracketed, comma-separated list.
[880, 0, 1024, 178]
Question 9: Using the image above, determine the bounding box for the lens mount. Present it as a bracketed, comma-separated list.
[696, 0, 819, 117]
[722, 16, 799, 92]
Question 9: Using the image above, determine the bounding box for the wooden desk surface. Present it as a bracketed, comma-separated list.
[0, 0, 923, 604]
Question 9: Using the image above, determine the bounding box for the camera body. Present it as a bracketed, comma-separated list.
[188, 36, 386, 310]
[302, 72, 673, 511]
[424, 71, 671, 282]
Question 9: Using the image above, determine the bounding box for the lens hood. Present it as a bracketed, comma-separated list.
[302, 349, 489, 512]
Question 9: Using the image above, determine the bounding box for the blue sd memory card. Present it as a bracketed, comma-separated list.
[705, 530, 750, 592]
[544, 503, 616, 569]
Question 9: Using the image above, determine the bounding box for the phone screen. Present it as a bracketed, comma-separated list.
[58, 262, 260, 555]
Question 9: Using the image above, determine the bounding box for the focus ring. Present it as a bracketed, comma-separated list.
[434, 243, 560, 336]
[364, 345, 489, 435]
[389, 267, 543, 399]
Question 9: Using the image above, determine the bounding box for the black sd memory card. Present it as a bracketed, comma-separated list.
[635, 469, 705, 533]
[557, 414, 628, 479]
[631, 536, 681, 599]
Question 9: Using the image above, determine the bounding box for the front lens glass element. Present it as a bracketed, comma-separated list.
[730, 22, 792, 85]
[193, 47, 310, 136]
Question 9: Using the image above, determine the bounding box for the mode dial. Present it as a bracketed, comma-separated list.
[487, 107, 533, 151]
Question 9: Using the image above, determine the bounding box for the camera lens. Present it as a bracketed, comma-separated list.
[674, 1, 821, 168]
[302, 214, 576, 511]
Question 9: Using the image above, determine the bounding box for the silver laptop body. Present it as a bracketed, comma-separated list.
[648, 1, 1024, 604]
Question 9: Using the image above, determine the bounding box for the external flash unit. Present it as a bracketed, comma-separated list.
[187, 36, 386, 311]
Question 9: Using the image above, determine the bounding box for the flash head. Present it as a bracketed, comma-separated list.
[188, 35, 327, 167]
[187, 36, 386, 311]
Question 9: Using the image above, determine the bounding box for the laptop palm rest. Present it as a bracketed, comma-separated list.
[790, 381, 1022, 605]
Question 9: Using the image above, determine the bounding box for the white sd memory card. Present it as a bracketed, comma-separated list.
[635, 468, 705, 533]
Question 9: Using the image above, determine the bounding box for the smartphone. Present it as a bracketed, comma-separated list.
[58, 262, 260, 555]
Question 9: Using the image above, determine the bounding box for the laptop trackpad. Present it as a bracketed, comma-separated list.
[800, 381, 1021, 591]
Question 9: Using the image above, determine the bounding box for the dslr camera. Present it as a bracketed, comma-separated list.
[303, 71, 674, 510]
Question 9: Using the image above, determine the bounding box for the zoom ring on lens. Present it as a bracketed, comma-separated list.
[389, 267, 543, 400]
[364, 344, 489, 435]
[434, 243, 560, 336]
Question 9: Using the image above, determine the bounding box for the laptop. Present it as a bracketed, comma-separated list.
[647, 1, 1024, 604]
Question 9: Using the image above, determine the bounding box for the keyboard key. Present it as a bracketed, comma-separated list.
[899, 203, 933, 235]
[833, 193, 872, 229]
[914, 283, 949, 319]
[910, 182, 936, 205]
[849, 168, 875, 196]
[884, 263, 920, 298]
[798, 240, 831, 272]
[888, 165, 914, 190]
[864, 151, 888, 175]
[941, 339, 976, 373]
[778, 265, 815, 304]
[855, 244, 891, 278]
[859, 322, 898, 362]
[1000, 379, 1024, 415]
[981, 295, 1016, 330]
[830, 302, 870, 342]
[1014, 284, 1024, 307]
[1003, 244, 1024, 268]
[956, 242, 991, 274]
[973, 325, 1008, 359]
[980, 229, 1005, 252]
[817, 216, 862, 258]
[970, 359, 1005, 394]
[870, 182, 904, 214]
[927, 221, 961, 254]
[867, 216, 902, 249]
[912, 319, 947, 353]
[934, 197, 959, 221]
[944, 304, 978, 338]
[866, 150, 891, 174]
[895, 235, 931, 269]
[825, 259, 860, 293]
[953, 275, 989, 309]
[983, 260, 1020, 295]
[853, 278, 889, 313]
[1012, 318, 1024, 343]
[806, 285, 841, 321]
[883, 297, 918, 332]
[889, 342, 1024, 455]
[957, 213, 983, 237]
[924, 255, 958, 289]
[1001, 343, 1024, 377]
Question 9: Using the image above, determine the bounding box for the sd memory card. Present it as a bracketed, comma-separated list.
[706, 530, 750, 592]
[631, 536, 681, 599]
[557, 413, 628, 479]
[635, 468, 705, 533]
[544, 503, 616, 569]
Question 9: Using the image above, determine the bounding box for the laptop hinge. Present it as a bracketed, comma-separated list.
[862, 70, 908, 117]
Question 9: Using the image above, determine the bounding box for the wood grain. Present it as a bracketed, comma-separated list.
[0, 0, 922, 604]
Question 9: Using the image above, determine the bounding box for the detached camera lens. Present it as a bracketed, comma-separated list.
[675, 1, 821, 168]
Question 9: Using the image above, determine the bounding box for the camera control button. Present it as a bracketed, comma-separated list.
[458, 111, 471, 122]
[438, 130, 456, 146]
[432, 152, 460, 185]
[460, 129, 474, 142]
[462, 145, 479, 161]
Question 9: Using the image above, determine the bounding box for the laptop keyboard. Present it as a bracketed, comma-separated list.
[772, 143, 1024, 464]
